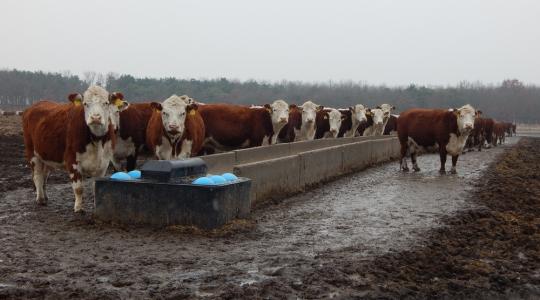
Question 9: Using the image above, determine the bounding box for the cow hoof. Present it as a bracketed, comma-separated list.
[74, 208, 85, 214]
[36, 197, 48, 206]
[439, 169, 446, 174]
[450, 169, 457, 174]
[413, 167, 421, 172]
[402, 167, 410, 172]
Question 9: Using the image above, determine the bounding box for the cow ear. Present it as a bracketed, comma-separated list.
[150, 102, 162, 112]
[187, 103, 198, 116]
[264, 104, 272, 113]
[289, 104, 297, 110]
[68, 93, 82, 106]
[117, 100, 130, 111]
[392, 106, 396, 110]
[376, 106, 382, 109]
[365, 109, 372, 116]
[349, 106, 354, 112]
[317, 105, 324, 111]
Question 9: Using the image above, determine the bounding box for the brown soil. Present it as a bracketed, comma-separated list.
[1, 116, 539, 299]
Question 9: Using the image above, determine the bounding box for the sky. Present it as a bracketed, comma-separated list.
[1, 0, 539, 86]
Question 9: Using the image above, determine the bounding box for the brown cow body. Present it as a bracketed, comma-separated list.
[493, 122, 506, 145]
[146, 96, 205, 160]
[397, 105, 476, 174]
[198, 104, 282, 152]
[112, 102, 153, 171]
[22, 86, 121, 212]
[277, 105, 301, 143]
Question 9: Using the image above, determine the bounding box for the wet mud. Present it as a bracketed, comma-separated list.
[0, 116, 538, 299]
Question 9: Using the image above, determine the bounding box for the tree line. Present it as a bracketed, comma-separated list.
[0, 69, 538, 123]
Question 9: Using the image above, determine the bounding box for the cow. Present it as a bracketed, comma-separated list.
[146, 95, 205, 160]
[512, 123, 517, 135]
[383, 114, 398, 135]
[504, 122, 513, 137]
[359, 107, 385, 136]
[338, 104, 368, 138]
[277, 104, 301, 143]
[278, 100, 322, 142]
[397, 104, 477, 174]
[315, 108, 343, 139]
[492, 122, 506, 145]
[22, 85, 126, 212]
[198, 99, 289, 153]
[108, 93, 154, 171]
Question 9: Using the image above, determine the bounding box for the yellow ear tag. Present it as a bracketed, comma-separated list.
[74, 99, 82, 106]
[114, 99, 123, 107]
[189, 110, 196, 116]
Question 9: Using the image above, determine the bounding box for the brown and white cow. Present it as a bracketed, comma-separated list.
[198, 100, 289, 152]
[146, 95, 205, 160]
[338, 104, 368, 138]
[360, 107, 385, 136]
[108, 93, 153, 171]
[315, 108, 343, 139]
[492, 122, 506, 146]
[22, 85, 126, 212]
[278, 100, 322, 142]
[397, 104, 477, 174]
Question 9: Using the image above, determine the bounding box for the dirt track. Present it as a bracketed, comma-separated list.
[1, 116, 539, 299]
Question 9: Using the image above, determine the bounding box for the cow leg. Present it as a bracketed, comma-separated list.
[411, 151, 420, 172]
[126, 154, 137, 172]
[450, 155, 459, 174]
[30, 156, 48, 205]
[400, 143, 409, 172]
[67, 162, 84, 213]
[178, 139, 193, 160]
[439, 147, 447, 174]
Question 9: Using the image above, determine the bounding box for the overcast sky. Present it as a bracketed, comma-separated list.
[1, 0, 539, 86]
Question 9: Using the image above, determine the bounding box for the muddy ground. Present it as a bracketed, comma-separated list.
[1, 116, 539, 299]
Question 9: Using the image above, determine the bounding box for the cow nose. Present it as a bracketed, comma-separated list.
[279, 117, 287, 123]
[307, 118, 314, 123]
[465, 123, 473, 129]
[330, 129, 337, 133]
[168, 124, 179, 131]
[90, 115, 102, 124]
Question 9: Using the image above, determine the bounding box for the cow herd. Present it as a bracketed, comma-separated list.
[21, 85, 515, 212]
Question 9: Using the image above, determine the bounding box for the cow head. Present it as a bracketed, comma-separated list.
[68, 85, 124, 137]
[350, 104, 368, 124]
[108, 92, 130, 131]
[264, 99, 289, 126]
[368, 108, 385, 126]
[299, 100, 321, 125]
[151, 95, 197, 140]
[453, 104, 476, 134]
[327, 109, 343, 138]
[379, 103, 395, 122]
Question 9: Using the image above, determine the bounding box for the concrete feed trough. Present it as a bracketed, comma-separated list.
[94, 158, 252, 229]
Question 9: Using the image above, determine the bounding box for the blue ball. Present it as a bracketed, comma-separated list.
[222, 173, 238, 182]
[209, 175, 227, 184]
[192, 177, 215, 185]
[110, 172, 132, 181]
[127, 170, 141, 179]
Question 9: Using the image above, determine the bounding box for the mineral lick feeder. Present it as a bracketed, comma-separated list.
[94, 158, 251, 229]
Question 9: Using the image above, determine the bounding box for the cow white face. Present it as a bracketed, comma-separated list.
[379, 103, 395, 122]
[300, 100, 320, 125]
[370, 108, 384, 125]
[152, 95, 196, 140]
[108, 92, 130, 131]
[455, 104, 476, 133]
[69, 85, 116, 137]
[266, 99, 289, 125]
[328, 109, 342, 137]
[351, 104, 367, 123]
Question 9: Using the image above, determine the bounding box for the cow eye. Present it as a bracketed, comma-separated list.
[181, 112, 185, 116]
[163, 112, 168, 116]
